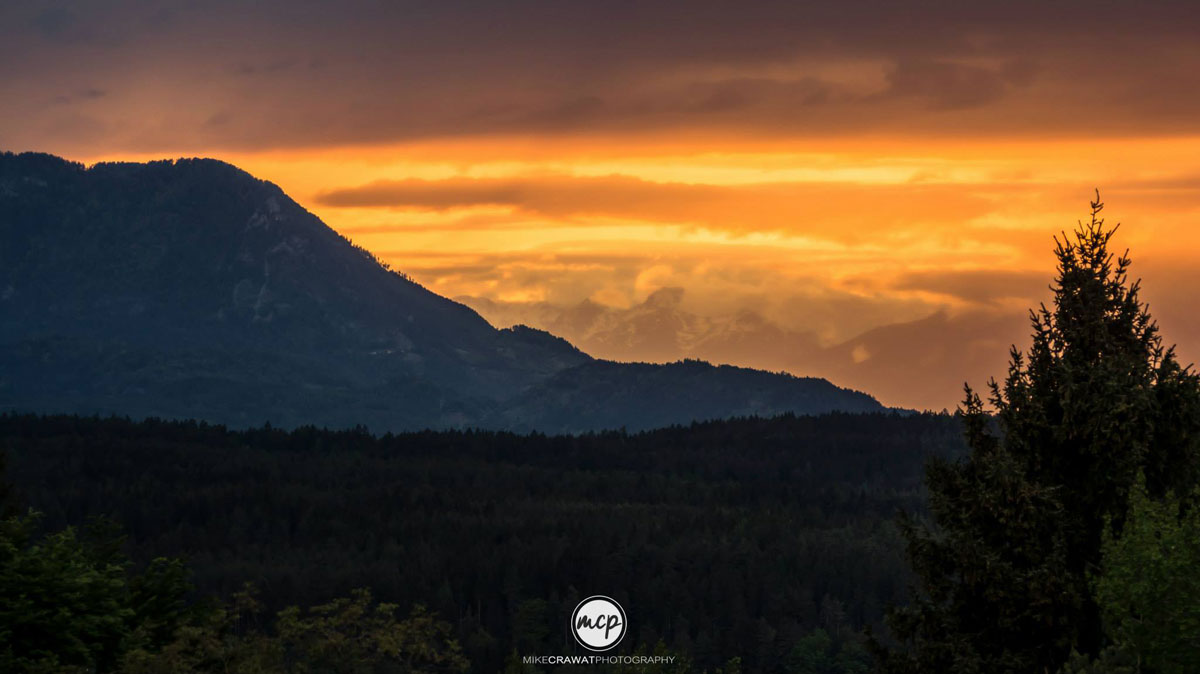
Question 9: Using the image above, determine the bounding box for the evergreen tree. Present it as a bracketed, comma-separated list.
[876, 194, 1200, 673]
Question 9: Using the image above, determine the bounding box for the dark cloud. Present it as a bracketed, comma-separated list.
[681, 77, 836, 113]
[50, 87, 107, 106]
[231, 59, 299, 77]
[29, 7, 73, 39]
[3, 1, 1200, 152]
[891, 269, 1050, 305]
[881, 60, 1030, 111]
[317, 175, 700, 212]
[315, 174, 1002, 239]
[388, 251, 644, 268]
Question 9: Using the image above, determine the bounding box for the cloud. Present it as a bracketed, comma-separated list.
[316, 174, 1002, 240]
[881, 59, 1034, 111]
[51, 88, 107, 106]
[29, 7, 74, 39]
[891, 269, 1050, 305]
[5, 1, 1200, 152]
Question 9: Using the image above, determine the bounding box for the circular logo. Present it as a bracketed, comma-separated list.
[570, 595, 627, 651]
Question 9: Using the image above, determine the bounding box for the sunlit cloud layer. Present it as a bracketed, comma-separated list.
[4, 1, 1200, 409]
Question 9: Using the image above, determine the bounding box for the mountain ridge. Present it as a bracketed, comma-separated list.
[464, 289, 1029, 411]
[0, 151, 885, 431]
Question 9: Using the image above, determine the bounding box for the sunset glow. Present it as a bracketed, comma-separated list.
[6, 1, 1200, 409]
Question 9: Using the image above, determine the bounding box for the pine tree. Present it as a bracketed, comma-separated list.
[876, 193, 1200, 673]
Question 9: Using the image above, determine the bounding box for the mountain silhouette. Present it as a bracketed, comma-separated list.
[465, 290, 1029, 411]
[0, 152, 883, 431]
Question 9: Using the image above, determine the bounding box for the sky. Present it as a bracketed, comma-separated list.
[4, 0, 1200, 410]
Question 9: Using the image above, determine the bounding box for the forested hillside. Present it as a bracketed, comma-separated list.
[2, 411, 964, 672]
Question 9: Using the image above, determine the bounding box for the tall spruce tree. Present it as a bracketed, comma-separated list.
[876, 194, 1200, 673]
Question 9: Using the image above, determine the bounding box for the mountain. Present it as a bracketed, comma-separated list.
[465, 290, 1028, 411]
[493, 359, 880, 433]
[821, 310, 1025, 410]
[0, 151, 883, 431]
[466, 287, 825, 367]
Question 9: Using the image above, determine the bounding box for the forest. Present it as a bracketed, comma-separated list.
[1, 411, 963, 672]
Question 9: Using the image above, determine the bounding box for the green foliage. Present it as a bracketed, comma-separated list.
[117, 599, 282, 674]
[127, 557, 198, 652]
[713, 656, 742, 674]
[831, 641, 871, 674]
[785, 629, 833, 673]
[510, 599, 550, 653]
[878, 195, 1200, 673]
[275, 591, 468, 674]
[1091, 477, 1200, 673]
[632, 641, 695, 674]
[119, 586, 468, 674]
[0, 511, 134, 673]
[782, 628, 871, 674]
[0, 494, 465, 673]
[0, 448, 205, 672]
[1057, 645, 1140, 674]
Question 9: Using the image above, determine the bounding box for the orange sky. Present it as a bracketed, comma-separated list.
[5, 1, 1200, 409]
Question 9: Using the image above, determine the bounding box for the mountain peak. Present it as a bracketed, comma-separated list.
[1, 152, 884, 431]
[643, 286, 685, 308]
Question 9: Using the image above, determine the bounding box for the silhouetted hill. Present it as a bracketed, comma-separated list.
[496, 359, 881, 433]
[0, 151, 884, 431]
[464, 290, 1028, 411]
